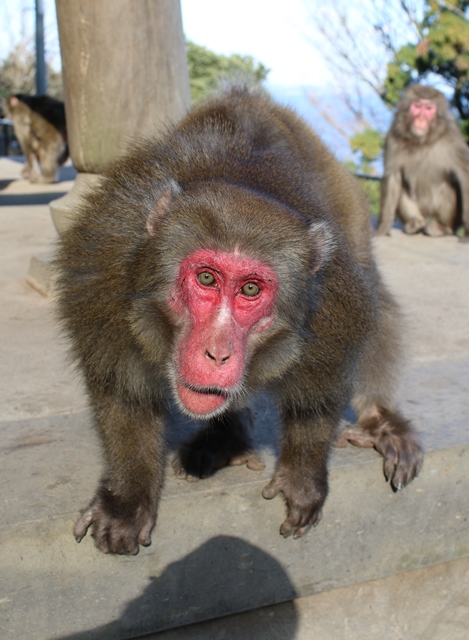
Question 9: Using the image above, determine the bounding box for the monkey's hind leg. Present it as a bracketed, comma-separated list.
[424, 182, 457, 237]
[37, 143, 60, 183]
[337, 404, 423, 490]
[337, 289, 424, 490]
[173, 408, 264, 481]
[398, 192, 426, 235]
[23, 151, 42, 183]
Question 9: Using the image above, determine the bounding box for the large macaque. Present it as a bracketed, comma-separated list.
[377, 85, 469, 239]
[56, 83, 423, 555]
[5, 94, 68, 183]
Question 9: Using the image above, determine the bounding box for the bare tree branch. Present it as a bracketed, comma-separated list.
[303, 0, 424, 136]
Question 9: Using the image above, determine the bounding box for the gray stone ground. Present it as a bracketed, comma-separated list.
[147, 557, 469, 640]
[1, 156, 468, 639]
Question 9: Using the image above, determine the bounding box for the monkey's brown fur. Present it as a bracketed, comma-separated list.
[378, 84, 469, 239]
[55, 83, 423, 555]
[5, 94, 68, 183]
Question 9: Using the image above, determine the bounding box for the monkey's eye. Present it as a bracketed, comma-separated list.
[241, 282, 260, 297]
[198, 272, 215, 286]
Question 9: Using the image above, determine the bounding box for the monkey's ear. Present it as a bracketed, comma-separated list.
[146, 180, 181, 236]
[308, 220, 337, 274]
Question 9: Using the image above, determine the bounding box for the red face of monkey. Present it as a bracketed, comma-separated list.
[168, 248, 279, 417]
[409, 99, 438, 137]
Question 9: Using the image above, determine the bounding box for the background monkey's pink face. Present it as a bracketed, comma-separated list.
[168, 248, 279, 417]
[409, 99, 438, 137]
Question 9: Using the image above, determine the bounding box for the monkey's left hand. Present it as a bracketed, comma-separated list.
[339, 421, 423, 491]
[262, 464, 327, 538]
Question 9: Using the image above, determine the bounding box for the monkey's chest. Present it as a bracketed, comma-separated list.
[402, 160, 445, 214]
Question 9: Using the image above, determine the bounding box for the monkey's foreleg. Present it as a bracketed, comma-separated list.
[37, 138, 62, 183]
[398, 192, 426, 234]
[23, 151, 41, 183]
[75, 395, 166, 555]
[263, 408, 334, 539]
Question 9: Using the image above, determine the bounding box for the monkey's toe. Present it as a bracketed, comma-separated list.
[230, 451, 265, 470]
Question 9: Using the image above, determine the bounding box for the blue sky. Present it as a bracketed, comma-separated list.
[0, 0, 356, 157]
[0, 0, 332, 90]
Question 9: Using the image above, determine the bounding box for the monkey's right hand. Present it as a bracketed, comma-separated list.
[262, 464, 327, 539]
[73, 488, 156, 555]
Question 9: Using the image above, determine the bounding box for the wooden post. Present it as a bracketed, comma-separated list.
[50, 0, 190, 234]
[55, 0, 190, 174]
[30, 0, 190, 292]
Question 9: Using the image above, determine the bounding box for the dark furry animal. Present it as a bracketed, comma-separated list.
[377, 84, 469, 239]
[5, 94, 68, 183]
[55, 83, 423, 555]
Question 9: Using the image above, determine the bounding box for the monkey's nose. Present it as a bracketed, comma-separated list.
[205, 349, 231, 366]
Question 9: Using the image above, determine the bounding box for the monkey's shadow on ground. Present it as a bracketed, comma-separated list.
[57, 536, 299, 640]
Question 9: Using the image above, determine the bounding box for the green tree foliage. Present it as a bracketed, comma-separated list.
[350, 128, 384, 168]
[347, 0, 469, 195]
[355, 175, 381, 217]
[347, 128, 384, 216]
[384, 0, 469, 137]
[0, 41, 63, 104]
[1, 36, 269, 116]
[186, 40, 269, 105]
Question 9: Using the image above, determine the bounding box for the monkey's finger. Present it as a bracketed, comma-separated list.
[262, 478, 283, 500]
[73, 508, 95, 542]
[98, 529, 139, 555]
[391, 453, 423, 491]
[172, 452, 199, 478]
[280, 518, 313, 539]
[280, 506, 322, 538]
[127, 540, 140, 555]
[175, 466, 200, 482]
[246, 455, 265, 471]
[338, 425, 375, 449]
[138, 522, 153, 547]
[230, 451, 265, 470]
[383, 451, 398, 485]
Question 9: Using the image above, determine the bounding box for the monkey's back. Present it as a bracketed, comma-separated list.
[165, 85, 373, 261]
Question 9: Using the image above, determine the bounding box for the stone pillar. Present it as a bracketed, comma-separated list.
[28, 0, 190, 292]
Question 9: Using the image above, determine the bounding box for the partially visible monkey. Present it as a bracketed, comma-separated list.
[55, 82, 423, 555]
[5, 94, 68, 183]
[377, 84, 469, 240]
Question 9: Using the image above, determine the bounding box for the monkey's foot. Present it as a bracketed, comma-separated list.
[404, 219, 425, 234]
[173, 412, 263, 481]
[262, 465, 326, 538]
[73, 489, 157, 555]
[339, 408, 424, 491]
[375, 224, 393, 237]
[424, 219, 452, 237]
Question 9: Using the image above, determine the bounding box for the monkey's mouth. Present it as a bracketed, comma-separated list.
[176, 380, 229, 416]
